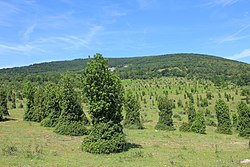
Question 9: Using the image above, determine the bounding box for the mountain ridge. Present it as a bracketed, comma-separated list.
[0, 53, 249, 86]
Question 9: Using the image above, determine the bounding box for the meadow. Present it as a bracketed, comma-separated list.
[0, 77, 249, 167]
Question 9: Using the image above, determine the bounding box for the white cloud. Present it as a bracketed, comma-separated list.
[137, 0, 156, 9]
[32, 25, 102, 50]
[206, 0, 239, 7]
[229, 49, 250, 60]
[0, 44, 33, 52]
[22, 23, 37, 41]
[217, 24, 250, 44]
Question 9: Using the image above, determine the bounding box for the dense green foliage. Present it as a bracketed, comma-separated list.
[0, 86, 9, 118]
[190, 109, 206, 134]
[82, 54, 126, 154]
[1, 54, 249, 86]
[179, 101, 196, 132]
[124, 90, 143, 129]
[0, 86, 8, 121]
[83, 54, 124, 124]
[237, 101, 250, 137]
[23, 82, 36, 121]
[187, 101, 196, 125]
[54, 74, 88, 136]
[11, 91, 16, 109]
[215, 99, 232, 135]
[40, 83, 61, 127]
[32, 86, 47, 122]
[155, 95, 175, 131]
[81, 121, 127, 154]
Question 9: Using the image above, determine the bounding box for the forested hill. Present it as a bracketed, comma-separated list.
[0, 53, 250, 86]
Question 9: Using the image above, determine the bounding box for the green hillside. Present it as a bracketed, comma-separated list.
[0, 53, 249, 85]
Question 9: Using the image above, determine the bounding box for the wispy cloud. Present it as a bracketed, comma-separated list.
[206, 0, 240, 7]
[137, 0, 156, 9]
[216, 24, 250, 44]
[35, 25, 102, 49]
[22, 23, 37, 41]
[0, 1, 23, 26]
[229, 49, 250, 60]
[0, 44, 33, 52]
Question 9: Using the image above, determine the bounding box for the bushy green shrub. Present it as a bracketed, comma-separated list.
[0, 85, 9, 119]
[124, 90, 143, 129]
[206, 118, 217, 127]
[215, 99, 232, 135]
[82, 122, 126, 154]
[155, 95, 175, 131]
[173, 113, 182, 121]
[232, 112, 238, 128]
[41, 83, 61, 127]
[54, 121, 88, 136]
[82, 54, 126, 153]
[237, 101, 250, 137]
[30, 86, 46, 122]
[54, 74, 89, 136]
[83, 54, 124, 125]
[187, 101, 196, 125]
[0, 112, 3, 121]
[179, 122, 191, 132]
[191, 110, 206, 134]
[23, 82, 36, 121]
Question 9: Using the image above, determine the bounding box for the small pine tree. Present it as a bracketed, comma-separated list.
[177, 99, 183, 108]
[54, 74, 88, 136]
[179, 101, 196, 132]
[155, 95, 175, 131]
[32, 86, 47, 122]
[215, 99, 232, 135]
[41, 83, 61, 127]
[0, 86, 9, 118]
[232, 112, 238, 128]
[124, 90, 143, 129]
[11, 91, 16, 109]
[191, 109, 206, 134]
[23, 81, 36, 121]
[187, 101, 196, 125]
[237, 101, 250, 137]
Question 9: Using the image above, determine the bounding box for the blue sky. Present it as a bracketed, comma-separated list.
[1, 0, 250, 68]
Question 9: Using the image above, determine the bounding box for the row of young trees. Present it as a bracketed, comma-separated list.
[23, 75, 89, 136]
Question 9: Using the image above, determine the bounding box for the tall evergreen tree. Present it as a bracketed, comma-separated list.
[0, 85, 9, 120]
[41, 82, 61, 127]
[215, 99, 232, 135]
[23, 82, 36, 121]
[11, 91, 16, 109]
[82, 54, 126, 154]
[124, 90, 143, 129]
[54, 74, 88, 136]
[155, 95, 175, 131]
[32, 86, 47, 122]
[237, 101, 250, 137]
[191, 109, 206, 134]
[187, 101, 196, 125]
[179, 100, 196, 132]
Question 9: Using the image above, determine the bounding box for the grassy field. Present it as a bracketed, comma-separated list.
[0, 77, 250, 167]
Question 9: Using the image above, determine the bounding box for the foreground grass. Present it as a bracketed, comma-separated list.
[0, 108, 249, 167]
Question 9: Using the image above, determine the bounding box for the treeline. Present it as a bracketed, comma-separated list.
[0, 53, 250, 86]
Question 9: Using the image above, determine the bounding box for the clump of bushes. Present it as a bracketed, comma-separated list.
[82, 121, 127, 154]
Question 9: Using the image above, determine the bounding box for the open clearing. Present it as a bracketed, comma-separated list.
[1, 107, 249, 167]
